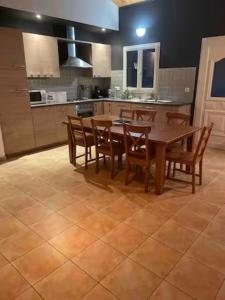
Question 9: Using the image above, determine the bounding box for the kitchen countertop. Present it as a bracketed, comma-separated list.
[31, 98, 192, 108]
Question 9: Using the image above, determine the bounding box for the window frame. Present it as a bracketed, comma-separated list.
[123, 43, 160, 92]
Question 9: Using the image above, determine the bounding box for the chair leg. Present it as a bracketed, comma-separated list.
[85, 147, 88, 170]
[118, 154, 122, 169]
[73, 145, 77, 166]
[89, 147, 92, 160]
[125, 162, 130, 186]
[167, 161, 171, 178]
[173, 162, 176, 177]
[199, 160, 203, 185]
[111, 155, 115, 179]
[96, 152, 99, 174]
[144, 168, 149, 193]
[192, 164, 196, 193]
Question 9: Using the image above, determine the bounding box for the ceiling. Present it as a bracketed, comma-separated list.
[112, 0, 145, 7]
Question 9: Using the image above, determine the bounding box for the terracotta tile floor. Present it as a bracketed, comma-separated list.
[0, 145, 225, 299]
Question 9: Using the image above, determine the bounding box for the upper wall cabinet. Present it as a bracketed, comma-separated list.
[23, 33, 60, 78]
[0, 27, 26, 69]
[92, 43, 111, 78]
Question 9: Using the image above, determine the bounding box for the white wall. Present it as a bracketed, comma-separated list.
[0, 0, 119, 30]
[0, 125, 5, 159]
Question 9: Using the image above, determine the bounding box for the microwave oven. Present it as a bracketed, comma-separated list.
[29, 90, 47, 104]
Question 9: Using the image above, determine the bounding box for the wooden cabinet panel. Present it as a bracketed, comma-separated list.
[92, 43, 111, 78]
[104, 102, 112, 115]
[0, 91, 31, 113]
[0, 28, 26, 69]
[0, 69, 28, 91]
[111, 102, 131, 116]
[0, 112, 35, 155]
[94, 102, 104, 115]
[23, 33, 60, 78]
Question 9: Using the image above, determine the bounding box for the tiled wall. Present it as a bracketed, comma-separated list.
[28, 68, 110, 100]
[111, 67, 196, 102]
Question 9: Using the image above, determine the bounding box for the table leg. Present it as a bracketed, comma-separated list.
[66, 124, 73, 164]
[155, 143, 166, 195]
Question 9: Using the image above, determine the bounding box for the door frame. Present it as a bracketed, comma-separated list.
[194, 35, 225, 127]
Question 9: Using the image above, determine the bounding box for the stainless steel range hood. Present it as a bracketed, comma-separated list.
[62, 26, 92, 69]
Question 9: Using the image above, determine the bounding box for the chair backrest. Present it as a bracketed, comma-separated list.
[91, 119, 113, 152]
[136, 110, 157, 122]
[166, 112, 190, 126]
[120, 109, 134, 120]
[194, 123, 214, 161]
[123, 123, 151, 164]
[67, 115, 86, 145]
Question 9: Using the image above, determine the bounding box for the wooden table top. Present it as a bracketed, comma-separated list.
[64, 115, 200, 145]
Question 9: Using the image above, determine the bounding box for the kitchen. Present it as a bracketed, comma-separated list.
[0, 1, 225, 299]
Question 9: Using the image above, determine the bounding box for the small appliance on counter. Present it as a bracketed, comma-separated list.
[29, 90, 47, 105]
[46, 91, 67, 104]
[77, 85, 92, 100]
[92, 86, 109, 99]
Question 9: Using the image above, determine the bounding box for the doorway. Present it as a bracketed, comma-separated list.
[194, 36, 225, 150]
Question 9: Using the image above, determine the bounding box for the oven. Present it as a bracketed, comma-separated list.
[76, 102, 94, 117]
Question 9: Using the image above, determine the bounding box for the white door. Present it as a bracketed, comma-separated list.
[194, 36, 225, 150]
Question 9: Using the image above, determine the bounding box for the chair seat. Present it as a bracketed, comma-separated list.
[166, 150, 195, 164]
[75, 132, 95, 147]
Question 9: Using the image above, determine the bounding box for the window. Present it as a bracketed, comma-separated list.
[123, 43, 160, 92]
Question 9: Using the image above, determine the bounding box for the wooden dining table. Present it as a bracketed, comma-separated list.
[64, 115, 200, 195]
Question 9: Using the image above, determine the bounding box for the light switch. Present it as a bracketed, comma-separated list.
[185, 87, 190, 93]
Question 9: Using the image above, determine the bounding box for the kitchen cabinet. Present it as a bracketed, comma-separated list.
[0, 27, 35, 156]
[92, 43, 111, 78]
[0, 27, 26, 69]
[31, 104, 76, 147]
[111, 102, 131, 116]
[104, 102, 112, 115]
[131, 103, 191, 122]
[23, 33, 60, 78]
[94, 102, 104, 115]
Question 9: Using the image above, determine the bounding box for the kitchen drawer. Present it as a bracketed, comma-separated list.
[111, 102, 131, 116]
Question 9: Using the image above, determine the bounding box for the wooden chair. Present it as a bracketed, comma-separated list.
[167, 112, 190, 126]
[91, 119, 124, 179]
[166, 113, 191, 172]
[136, 109, 157, 122]
[123, 123, 153, 192]
[67, 115, 95, 169]
[166, 123, 214, 193]
[120, 109, 134, 120]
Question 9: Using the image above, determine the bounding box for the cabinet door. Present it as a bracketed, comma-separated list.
[92, 43, 111, 78]
[40, 35, 60, 78]
[55, 105, 70, 142]
[0, 112, 35, 155]
[23, 33, 60, 78]
[94, 102, 103, 115]
[0, 28, 26, 69]
[0, 90, 31, 113]
[32, 107, 57, 147]
[0, 69, 28, 91]
[104, 102, 112, 115]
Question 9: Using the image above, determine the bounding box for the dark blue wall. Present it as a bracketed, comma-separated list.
[109, 0, 225, 70]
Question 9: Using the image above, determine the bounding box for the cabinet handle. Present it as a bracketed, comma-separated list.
[15, 89, 28, 92]
[14, 65, 26, 69]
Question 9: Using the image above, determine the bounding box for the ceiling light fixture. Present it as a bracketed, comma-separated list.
[36, 14, 42, 19]
[136, 27, 146, 37]
[101, 28, 106, 32]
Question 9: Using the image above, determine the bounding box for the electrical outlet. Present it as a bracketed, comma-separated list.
[185, 87, 190, 93]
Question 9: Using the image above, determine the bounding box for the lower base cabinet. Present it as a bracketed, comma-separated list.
[31, 104, 76, 148]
